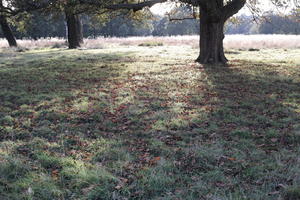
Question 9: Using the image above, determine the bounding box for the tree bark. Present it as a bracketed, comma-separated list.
[195, 0, 246, 65]
[76, 15, 83, 43]
[65, 11, 83, 49]
[0, 16, 17, 47]
[196, 7, 227, 64]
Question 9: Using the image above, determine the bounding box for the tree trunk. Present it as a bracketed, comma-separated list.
[195, 0, 246, 65]
[65, 11, 83, 49]
[196, 8, 227, 64]
[76, 15, 83, 43]
[0, 16, 17, 47]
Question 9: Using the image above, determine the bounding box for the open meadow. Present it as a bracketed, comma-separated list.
[0, 35, 300, 199]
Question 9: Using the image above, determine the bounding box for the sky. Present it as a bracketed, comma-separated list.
[150, 2, 296, 16]
[150, 2, 252, 16]
[150, 2, 175, 15]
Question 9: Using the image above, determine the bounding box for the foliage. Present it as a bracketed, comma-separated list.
[1, 0, 299, 41]
[12, 12, 66, 39]
[2, 12, 299, 40]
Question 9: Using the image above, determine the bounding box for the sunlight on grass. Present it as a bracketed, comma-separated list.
[0, 43, 300, 199]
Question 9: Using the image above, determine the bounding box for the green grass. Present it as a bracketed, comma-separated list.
[0, 45, 300, 199]
[138, 41, 164, 47]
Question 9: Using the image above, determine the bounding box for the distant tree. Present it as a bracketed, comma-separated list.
[152, 17, 168, 36]
[225, 15, 253, 34]
[90, 11, 152, 37]
[13, 12, 65, 39]
[258, 12, 300, 34]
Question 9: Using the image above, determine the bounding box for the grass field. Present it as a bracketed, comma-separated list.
[1, 35, 300, 50]
[0, 37, 300, 199]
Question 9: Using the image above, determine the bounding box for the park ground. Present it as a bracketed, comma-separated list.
[0, 37, 300, 199]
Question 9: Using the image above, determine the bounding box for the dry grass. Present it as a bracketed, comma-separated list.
[224, 35, 300, 49]
[0, 38, 66, 49]
[1, 35, 299, 50]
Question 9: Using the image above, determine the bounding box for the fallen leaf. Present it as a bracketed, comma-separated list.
[271, 138, 278, 142]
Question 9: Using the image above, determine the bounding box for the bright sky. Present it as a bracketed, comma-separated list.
[150, 3, 175, 15]
[150, 2, 295, 16]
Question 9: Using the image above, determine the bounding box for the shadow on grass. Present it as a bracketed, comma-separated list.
[104, 59, 300, 199]
[201, 61, 300, 146]
[0, 49, 133, 199]
[176, 61, 300, 199]
[0, 49, 128, 109]
[1, 50, 300, 199]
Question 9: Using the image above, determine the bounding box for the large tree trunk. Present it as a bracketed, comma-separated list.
[65, 11, 83, 49]
[196, 8, 227, 64]
[195, 0, 246, 65]
[0, 16, 17, 47]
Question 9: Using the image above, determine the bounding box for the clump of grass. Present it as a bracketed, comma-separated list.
[33, 152, 73, 170]
[284, 187, 300, 200]
[12, 46, 29, 52]
[51, 42, 67, 49]
[138, 41, 164, 47]
[60, 161, 118, 199]
[0, 115, 14, 126]
[248, 48, 260, 51]
[134, 158, 177, 198]
[0, 155, 30, 181]
[14, 173, 63, 200]
[32, 126, 57, 139]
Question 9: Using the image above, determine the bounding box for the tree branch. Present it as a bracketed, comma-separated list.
[0, 0, 55, 17]
[179, 0, 204, 7]
[222, 0, 246, 20]
[78, 0, 168, 12]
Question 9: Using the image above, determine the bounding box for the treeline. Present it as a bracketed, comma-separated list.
[0, 12, 200, 39]
[0, 12, 299, 40]
[226, 13, 300, 35]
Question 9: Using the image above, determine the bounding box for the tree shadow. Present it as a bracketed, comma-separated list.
[0, 49, 130, 109]
[1, 49, 300, 199]
[200, 60, 300, 148]
[103, 58, 300, 198]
